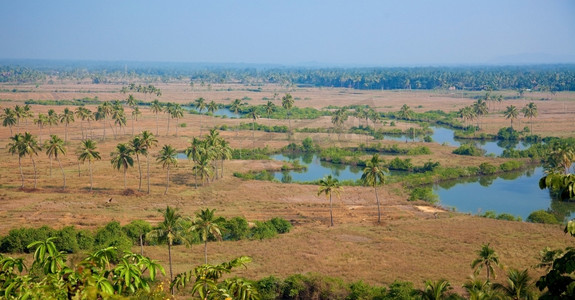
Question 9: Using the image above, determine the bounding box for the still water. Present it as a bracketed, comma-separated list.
[186, 107, 241, 118]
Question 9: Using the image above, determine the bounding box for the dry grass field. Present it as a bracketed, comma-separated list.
[1, 81, 575, 290]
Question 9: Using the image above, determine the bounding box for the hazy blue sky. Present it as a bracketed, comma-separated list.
[1, 0, 574, 66]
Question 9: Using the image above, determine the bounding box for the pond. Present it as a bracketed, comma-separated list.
[185, 106, 242, 118]
[434, 167, 575, 221]
[270, 153, 575, 221]
[383, 126, 529, 156]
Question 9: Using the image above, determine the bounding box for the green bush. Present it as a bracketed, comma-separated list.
[348, 280, 386, 300]
[250, 221, 278, 240]
[123, 220, 152, 246]
[527, 210, 560, 224]
[0, 226, 55, 253]
[256, 276, 283, 300]
[54, 226, 80, 253]
[388, 157, 413, 171]
[221, 217, 250, 241]
[478, 163, 497, 175]
[94, 221, 133, 251]
[408, 187, 439, 204]
[269, 217, 292, 234]
[452, 144, 484, 156]
[499, 160, 523, 172]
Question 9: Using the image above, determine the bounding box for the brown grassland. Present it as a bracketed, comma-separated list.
[1, 81, 575, 291]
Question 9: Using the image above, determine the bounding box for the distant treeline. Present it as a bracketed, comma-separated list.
[2, 61, 575, 91]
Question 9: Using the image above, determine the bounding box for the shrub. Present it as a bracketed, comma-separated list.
[478, 163, 497, 175]
[497, 127, 520, 140]
[221, 217, 250, 241]
[269, 217, 292, 234]
[348, 280, 386, 300]
[452, 144, 484, 156]
[0, 226, 55, 253]
[527, 210, 559, 224]
[94, 221, 133, 251]
[123, 220, 152, 246]
[54, 226, 80, 253]
[388, 157, 413, 171]
[256, 276, 283, 300]
[250, 221, 278, 240]
[408, 187, 439, 204]
[499, 160, 523, 172]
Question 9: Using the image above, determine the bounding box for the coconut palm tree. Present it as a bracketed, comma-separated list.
[361, 154, 388, 223]
[75, 106, 92, 139]
[503, 105, 519, 129]
[157, 144, 178, 195]
[150, 99, 163, 135]
[471, 243, 502, 282]
[264, 100, 275, 141]
[318, 175, 343, 227]
[247, 108, 259, 147]
[2, 107, 17, 135]
[147, 206, 183, 283]
[8, 133, 26, 188]
[111, 106, 127, 139]
[138, 130, 158, 194]
[205, 129, 222, 180]
[47, 109, 59, 135]
[185, 137, 204, 188]
[59, 107, 75, 142]
[77, 139, 101, 191]
[189, 208, 222, 264]
[110, 143, 134, 190]
[34, 113, 49, 143]
[331, 108, 348, 139]
[163, 102, 174, 136]
[171, 104, 184, 137]
[398, 104, 414, 121]
[45, 135, 67, 189]
[207, 100, 218, 115]
[522, 102, 538, 133]
[473, 99, 488, 129]
[281, 93, 294, 138]
[130, 136, 146, 191]
[194, 97, 207, 136]
[217, 139, 232, 179]
[193, 155, 213, 186]
[417, 279, 454, 300]
[131, 106, 141, 135]
[493, 268, 536, 300]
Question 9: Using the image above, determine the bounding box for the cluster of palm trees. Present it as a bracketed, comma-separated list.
[6, 131, 103, 191]
[2, 104, 33, 135]
[121, 83, 162, 98]
[318, 153, 387, 226]
[502, 102, 538, 132]
[458, 99, 489, 129]
[184, 129, 232, 188]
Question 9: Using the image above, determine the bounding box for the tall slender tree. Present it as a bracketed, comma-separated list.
[8, 133, 26, 188]
[361, 154, 388, 223]
[503, 105, 519, 129]
[189, 208, 222, 264]
[207, 100, 218, 115]
[150, 99, 163, 136]
[147, 206, 183, 284]
[2, 107, 17, 135]
[45, 135, 67, 189]
[317, 175, 343, 227]
[156, 144, 178, 195]
[522, 102, 538, 133]
[130, 136, 146, 191]
[471, 243, 502, 282]
[110, 143, 134, 190]
[59, 107, 75, 142]
[281, 93, 294, 138]
[77, 139, 101, 191]
[139, 130, 158, 194]
[247, 108, 259, 147]
[34, 113, 48, 143]
[195, 98, 207, 136]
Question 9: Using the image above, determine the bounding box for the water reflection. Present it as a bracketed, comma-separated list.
[185, 107, 241, 118]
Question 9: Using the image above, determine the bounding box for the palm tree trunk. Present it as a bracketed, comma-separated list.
[136, 154, 142, 191]
[131, 116, 135, 136]
[31, 157, 37, 189]
[89, 160, 93, 191]
[168, 242, 173, 282]
[49, 157, 53, 177]
[65, 123, 68, 142]
[374, 186, 381, 223]
[253, 121, 256, 147]
[329, 194, 334, 227]
[175, 118, 179, 137]
[77, 160, 81, 177]
[204, 240, 208, 264]
[102, 120, 106, 140]
[139, 234, 144, 255]
[194, 167, 198, 189]
[147, 155, 151, 194]
[220, 159, 224, 178]
[57, 157, 66, 189]
[123, 168, 127, 190]
[166, 115, 170, 136]
[18, 156, 24, 188]
[164, 166, 170, 195]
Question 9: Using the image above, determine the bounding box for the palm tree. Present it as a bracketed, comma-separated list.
[47, 109, 59, 135]
[171, 104, 184, 137]
[164, 102, 174, 136]
[157, 144, 178, 195]
[59, 107, 75, 142]
[77, 139, 101, 191]
[139, 130, 158, 194]
[195, 97, 207, 136]
[361, 154, 388, 223]
[45, 135, 67, 189]
[522, 102, 538, 133]
[471, 243, 502, 281]
[130, 136, 146, 191]
[417, 279, 454, 300]
[34, 113, 49, 143]
[189, 208, 222, 264]
[217, 139, 232, 179]
[111, 106, 127, 139]
[150, 99, 163, 135]
[131, 106, 141, 135]
[8, 133, 26, 188]
[331, 108, 348, 138]
[75, 106, 92, 139]
[207, 100, 218, 115]
[193, 155, 213, 186]
[281, 93, 294, 138]
[317, 175, 343, 227]
[247, 108, 259, 147]
[264, 100, 275, 140]
[493, 268, 536, 300]
[110, 143, 134, 190]
[473, 99, 489, 129]
[398, 104, 414, 120]
[503, 105, 519, 129]
[186, 137, 204, 188]
[147, 206, 183, 283]
[2, 107, 17, 135]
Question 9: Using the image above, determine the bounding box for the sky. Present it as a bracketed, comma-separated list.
[1, 0, 574, 66]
